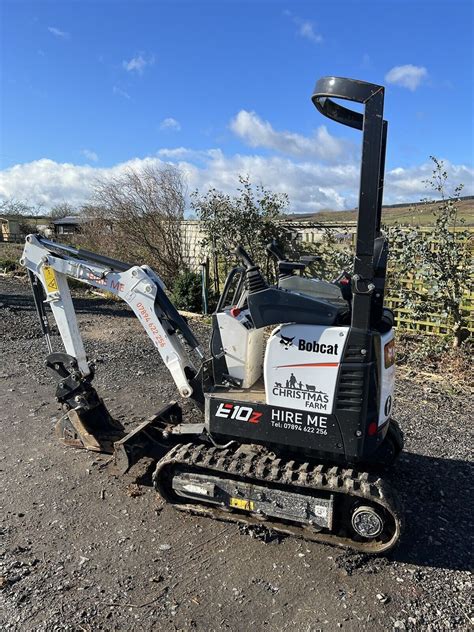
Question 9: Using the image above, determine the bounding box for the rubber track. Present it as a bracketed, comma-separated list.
[153, 442, 403, 554]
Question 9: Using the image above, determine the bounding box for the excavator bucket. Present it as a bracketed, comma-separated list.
[55, 400, 184, 472]
[55, 402, 126, 454]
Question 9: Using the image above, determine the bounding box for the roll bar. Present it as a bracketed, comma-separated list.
[312, 76, 388, 331]
[312, 76, 383, 130]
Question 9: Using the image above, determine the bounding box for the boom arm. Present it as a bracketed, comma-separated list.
[21, 234, 204, 400]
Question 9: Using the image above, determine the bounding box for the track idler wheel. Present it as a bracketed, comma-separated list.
[351, 505, 384, 539]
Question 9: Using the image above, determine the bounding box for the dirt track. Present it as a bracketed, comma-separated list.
[0, 275, 472, 631]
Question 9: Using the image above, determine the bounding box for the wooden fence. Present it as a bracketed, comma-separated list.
[382, 226, 474, 336]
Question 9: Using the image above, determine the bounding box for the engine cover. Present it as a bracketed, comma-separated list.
[264, 324, 349, 414]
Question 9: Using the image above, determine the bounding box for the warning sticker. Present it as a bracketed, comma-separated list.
[43, 265, 59, 293]
[229, 497, 254, 511]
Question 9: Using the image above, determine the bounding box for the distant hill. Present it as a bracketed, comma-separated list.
[287, 196, 474, 226]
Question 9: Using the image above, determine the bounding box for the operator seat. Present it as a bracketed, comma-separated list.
[242, 234, 392, 331]
[244, 264, 349, 328]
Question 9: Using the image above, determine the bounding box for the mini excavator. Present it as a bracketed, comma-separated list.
[21, 77, 404, 553]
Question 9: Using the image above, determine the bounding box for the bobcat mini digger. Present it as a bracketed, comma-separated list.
[21, 76, 404, 553]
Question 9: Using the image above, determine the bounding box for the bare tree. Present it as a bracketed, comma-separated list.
[81, 164, 188, 285]
[49, 202, 77, 220]
[0, 198, 34, 216]
[0, 198, 38, 237]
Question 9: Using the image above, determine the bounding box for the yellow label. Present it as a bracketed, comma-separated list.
[43, 265, 59, 292]
[229, 497, 254, 511]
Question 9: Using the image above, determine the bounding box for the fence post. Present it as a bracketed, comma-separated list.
[212, 241, 220, 294]
[201, 259, 209, 315]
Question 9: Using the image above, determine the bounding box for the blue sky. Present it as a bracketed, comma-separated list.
[1, 0, 473, 213]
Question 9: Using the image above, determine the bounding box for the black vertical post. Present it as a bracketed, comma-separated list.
[351, 88, 384, 331]
[212, 238, 220, 294]
[201, 260, 209, 315]
[311, 79, 388, 330]
[375, 121, 388, 234]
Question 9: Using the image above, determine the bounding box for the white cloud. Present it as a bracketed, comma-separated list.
[160, 117, 181, 131]
[385, 65, 428, 91]
[384, 161, 474, 202]
[298, 20, 323, 44]
[157, 147, 194, 159]
[80, 149, 99, 163]
[284, 11, 323, 43]
[47, 26, 69, 39]
[2, 153, 471, 215]
[183, 151, 359, 211]
[113, 85, 131, 100]
[122, 54, 155, 75]
[230, 110, 351, 162]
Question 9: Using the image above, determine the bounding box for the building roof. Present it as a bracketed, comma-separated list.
[0, 215, 50, 223]
[52, 215, 88, 225]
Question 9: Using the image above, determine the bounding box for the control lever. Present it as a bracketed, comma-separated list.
[233, 245, 267, 293]
[233, 245, 256, 270]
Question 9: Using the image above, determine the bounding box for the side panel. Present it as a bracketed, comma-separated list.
[207, 397, 345, 455]
[264, 324, 349, 414]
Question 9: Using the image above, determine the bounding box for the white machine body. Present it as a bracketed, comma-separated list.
[264, 323, 395, 425]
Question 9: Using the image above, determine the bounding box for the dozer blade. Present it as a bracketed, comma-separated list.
[113, 401, 183, 475]
[55, 402, 126, 454]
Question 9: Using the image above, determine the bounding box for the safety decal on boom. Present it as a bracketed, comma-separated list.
[42, 265, 59, 293]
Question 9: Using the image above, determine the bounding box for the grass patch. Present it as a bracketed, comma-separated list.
[0, 243, 24, 272]
[289, 198, 474, 226]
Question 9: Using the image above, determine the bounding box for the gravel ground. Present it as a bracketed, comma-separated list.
[0, 274, 473, 632]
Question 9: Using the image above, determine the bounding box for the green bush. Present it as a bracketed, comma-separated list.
[387, 157, 472, 347]
[171, 270, 203, 313]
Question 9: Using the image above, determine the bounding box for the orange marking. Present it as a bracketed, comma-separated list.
[276, 362, 340, 369]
